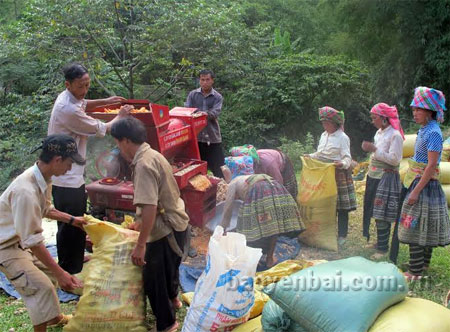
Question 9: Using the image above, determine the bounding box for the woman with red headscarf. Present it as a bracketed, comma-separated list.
[362, 103, 404, 259]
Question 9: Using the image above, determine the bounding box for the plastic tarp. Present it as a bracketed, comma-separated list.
[0, 245, 78, 302]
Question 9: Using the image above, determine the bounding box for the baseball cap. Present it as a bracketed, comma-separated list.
[41, 134, 86, 165]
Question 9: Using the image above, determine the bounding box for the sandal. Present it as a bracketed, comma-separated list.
[47, 314, 72, 328]
[401, 263, 429, 272]
[364, 243, 378, 250]
[404, 271, 422, 282]
[370, 251, 388, 260]
[159, 321, 179, 332]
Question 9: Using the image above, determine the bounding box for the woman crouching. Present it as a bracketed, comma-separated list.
[220, 165, 305, 268]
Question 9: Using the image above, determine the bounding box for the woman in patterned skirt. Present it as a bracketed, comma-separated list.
[399, 86, 450, 280]
[362, 103, 404, 259]
[308, 106, 357, 245]
[229, 145, 298, 199]
[220, 165, 305, 268]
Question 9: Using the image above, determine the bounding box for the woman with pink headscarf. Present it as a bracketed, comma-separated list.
[361, 103, 404, 259]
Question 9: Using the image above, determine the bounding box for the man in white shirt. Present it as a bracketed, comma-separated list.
[48, 63, 131, 274]
[0, 134, 87, 331]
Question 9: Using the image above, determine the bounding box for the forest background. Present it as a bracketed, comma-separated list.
[0, 0, 449, 190]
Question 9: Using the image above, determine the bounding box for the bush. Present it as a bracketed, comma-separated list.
[0, 93, 52, 190]
[278, 134, 315, 172]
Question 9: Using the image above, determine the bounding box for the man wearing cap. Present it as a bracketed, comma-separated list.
[48, 62, 132, 274]
[185, 69, 225, 178]
[0, 134, 87, 331]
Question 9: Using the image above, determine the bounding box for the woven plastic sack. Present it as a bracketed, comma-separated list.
[369, 297, 450, 331]
[232, 316, 263, 332]
[255, 260, 312, 288]
[182, 289, 267, 319]
[402, 134, 417, 158]
[399, 158, 410, 182]
[248, 290, 269, 319]
[297, 157, 338, 251]
[263, 257, 408, 332]
[442, 137, 450, 161]
[229, 144, 259, 162]
[442, 184, 450, 206]
[64, 215, 146, 332]
[440, 161, 450, 184]
[224, 156, 254, 179]
[182, 226, 262, 332]
[262, 300, 307, 332]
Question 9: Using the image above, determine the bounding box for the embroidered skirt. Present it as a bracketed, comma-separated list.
[335, 168, 357, 211]
[237, 178, 305, 243]
[398, 178, 450, 247]
[363, 172, 401, 238]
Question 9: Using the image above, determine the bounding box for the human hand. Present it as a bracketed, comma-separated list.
[127, 222, 141, 231]
[362, 141, 376, 153]
[105, 96, 126, 104]
[72, 216, 88, 230]
[57, 271, 83, 292]
[334, 161, 343, 168]
[131, 243, 146, 266]
[407, 190, 419, 205]
[118, 104, 134, 117]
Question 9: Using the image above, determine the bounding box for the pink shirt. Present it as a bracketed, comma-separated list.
[254, 149, 284, 184]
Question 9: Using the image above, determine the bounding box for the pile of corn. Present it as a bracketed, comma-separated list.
[103, 107, 149, 114]
[188, 174, 212, 191]
[216, 179, 228, 202]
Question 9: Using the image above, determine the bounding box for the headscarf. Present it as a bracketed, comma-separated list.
[318, 106, 345, 129]
[229, 144, 260, 162]
[224, 155, 254, 179]
[370, 103, 405, 139]
[410, 86, 447, 123]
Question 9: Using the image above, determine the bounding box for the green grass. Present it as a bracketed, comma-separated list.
[0, 292, 188, 331]
[0, 295, 77, 332]
[0, 192, 449, 330]
[313, 193, 450, 306]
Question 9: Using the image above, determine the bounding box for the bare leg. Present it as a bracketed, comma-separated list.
[265, 236, 278, 268]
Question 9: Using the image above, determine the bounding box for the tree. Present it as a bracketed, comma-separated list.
[321, 0, 450, 120]
[222, 51, 373, 157]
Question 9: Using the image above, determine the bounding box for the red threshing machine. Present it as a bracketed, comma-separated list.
[85, 99, 219, 228]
